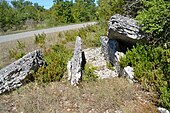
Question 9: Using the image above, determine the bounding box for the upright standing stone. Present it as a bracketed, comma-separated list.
[100, 36, 119, 65]
[67, 36, 86, 85]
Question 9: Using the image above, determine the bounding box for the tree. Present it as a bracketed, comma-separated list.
[71, 0, 96, 22]
[97, 0, 125, 21]
[50, 1, 74, 24]
[136, 0, 170, 45]
[0, 0, 13, 32]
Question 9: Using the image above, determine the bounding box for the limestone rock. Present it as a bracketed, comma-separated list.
[100, 36, 125, 76]
[108, 14, 144, 45]
[115, 51, 125, 62]
[67, 36, 86, 85]
[121, 66, 135, 83]
[114, 51, 125, 75]
[100, 36, 119, 65]
[67, 60, 72, 81]
[0, 49, 46, 94]
[158, 107, 170, 113]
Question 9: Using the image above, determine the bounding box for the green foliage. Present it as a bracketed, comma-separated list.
[106, 62, 115, 71]
[16, 40, 25, 49]
[47, 0, 97, 26]
[34, 33, 46, 46]
[83, 64, 98, 82]
[0, 0, 45, 32]
[33, 44, 72, 83]
[97, 0, 125, 21]
[0, 0, 14, 32]
[79, 24, 106, 47]
[8, 41, 26, 60]
[0, 0, 97, 32]
[136, 0, 170, 44]
[9, 49, 25, 60]
[120, 44, 170, 109]
[64, 23, 106, 48]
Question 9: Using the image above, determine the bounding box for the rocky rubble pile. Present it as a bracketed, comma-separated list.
[84, 47, 118, 79]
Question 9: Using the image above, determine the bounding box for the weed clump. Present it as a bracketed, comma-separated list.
[83, 64, 98, 82]
[34, 33, 46, 47]
[8, 41, 26, 60]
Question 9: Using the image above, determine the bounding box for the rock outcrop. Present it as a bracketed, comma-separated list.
[101, 14, 141, 82]
[0, 49, 46, 94]
[67, 36, 86, 85]
[108, 14, 144, 45]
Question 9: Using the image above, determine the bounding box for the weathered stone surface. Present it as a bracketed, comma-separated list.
[67, 36, 86, 85]
[100, 36, 125, 76]
[108, 14, 144, 45]
[121, 66, 135, 83]
[0, 49, 46, 94]
[158, 107, 170, 113]
[114, 51, 125, 75]
[67, 60, 72, 81]
[100, 36, 119, 65]
[84, 47, 118, 79]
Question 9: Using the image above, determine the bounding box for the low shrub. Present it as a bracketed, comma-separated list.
[33, 44, 72, 83]
[64, 23, 107, 48]
[34, 33, 46, 47]
[120, 44, 170, 109]
[106, 62, 115, 71]
[83, 64, 98, 82]
[9, 41, 26, 60]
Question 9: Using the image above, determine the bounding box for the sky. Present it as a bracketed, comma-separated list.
[6, 0, 54, 9]
[27, 0, 54, 9]
[6, 0, 97, 9]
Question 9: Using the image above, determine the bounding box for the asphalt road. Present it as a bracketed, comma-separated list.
[0, 22, 97, 43]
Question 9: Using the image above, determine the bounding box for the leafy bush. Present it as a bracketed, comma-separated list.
[33, 44, 72, 83]
[120, 44, 170, 109]
[136, 0, 170, 44]
[83, 64, 98, 82]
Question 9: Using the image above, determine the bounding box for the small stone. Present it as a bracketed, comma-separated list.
[121, 66, 134, 83]
[158, 107, 170, 113]
[67, 108, 71, 111]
